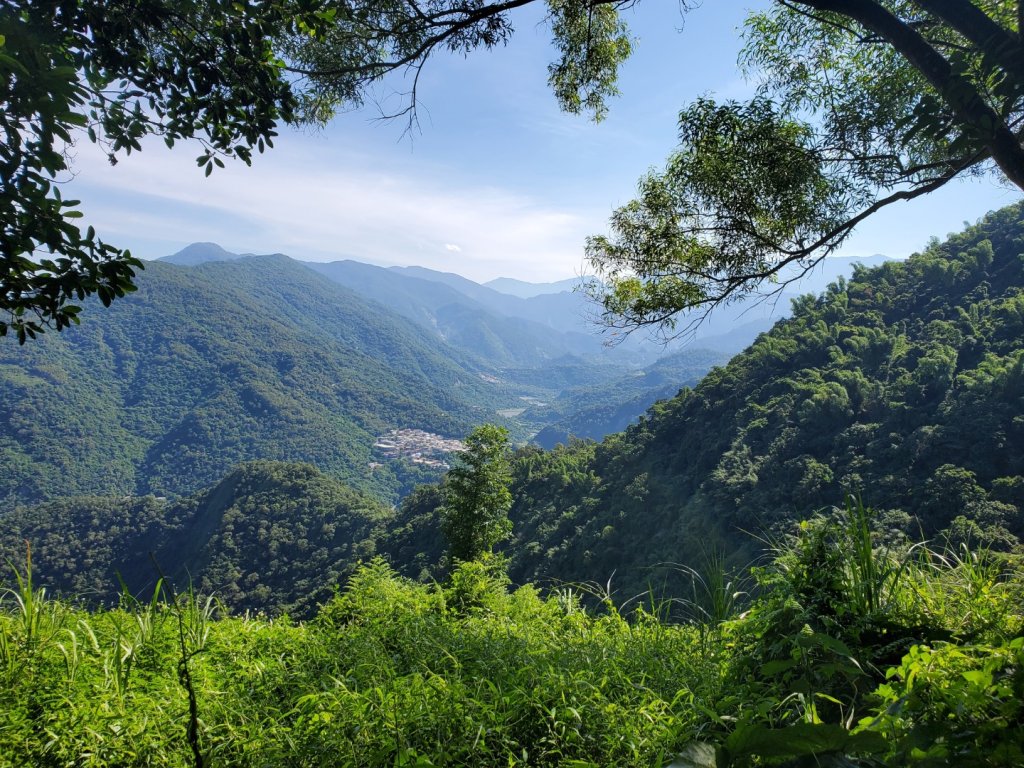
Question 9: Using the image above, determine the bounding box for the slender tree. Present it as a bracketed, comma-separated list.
[440, 424, 513, 563]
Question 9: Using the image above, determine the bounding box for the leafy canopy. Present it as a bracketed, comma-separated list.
[287, 0, 1024, 331]
[0, 0, 333, 341]
[5, 0, 1024, 338]
[278, 0, 1024, 332]
[586, 0, 1024, 332]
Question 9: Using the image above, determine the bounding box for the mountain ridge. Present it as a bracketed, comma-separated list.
[0, 256, 505, 506]
[4, 209, 1023, 615]
[485, 275, 588, 298]
[377, 204, 1024, 594]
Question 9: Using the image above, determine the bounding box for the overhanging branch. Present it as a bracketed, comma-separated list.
[796, 0, 1024, 192]
[912, 0, 1024, 82]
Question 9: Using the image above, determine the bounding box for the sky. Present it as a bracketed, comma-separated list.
[66, 1, 1023, 283]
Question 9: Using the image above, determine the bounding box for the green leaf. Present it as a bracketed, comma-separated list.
[667, 741, 718, 768]
[962, 669, 993, 687]
[725, 722, 885, 760]
[761, 659, 797, 675]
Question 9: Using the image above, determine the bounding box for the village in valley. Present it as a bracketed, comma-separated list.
[371, 428, 467, 470]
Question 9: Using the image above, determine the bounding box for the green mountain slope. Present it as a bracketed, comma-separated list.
[306, 259, 586, 366]
[0, 461, 390, 616]
[9, 208, 1021, 616]
[531, 348, 731, 448]
[0, 256, 506, 505]
[379, 205, 1024, 593]
[504, 205, 1024, 589]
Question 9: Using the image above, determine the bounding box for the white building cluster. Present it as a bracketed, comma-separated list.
[372, 429, 467, 469]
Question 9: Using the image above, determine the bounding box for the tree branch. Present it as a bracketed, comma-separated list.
[598, 147, 978, 337]
[796, 0, 1024, 191]
[912, 0, 1024, 82]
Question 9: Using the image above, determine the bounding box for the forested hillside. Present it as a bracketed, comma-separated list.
[375, 206, 1024, 594]
[4, 209, 1024, 767]
[531, 348, 730, 448]
[2, 248, 736, 509]
[7, 208, 1024, 611]
[0, 256, 504, 505]
[306, 259, 602, 367]
[0, 461, 390, 616]
[502, 205, 1024, 591]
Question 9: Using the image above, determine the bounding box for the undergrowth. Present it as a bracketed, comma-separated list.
[0, 503, 1021, 766]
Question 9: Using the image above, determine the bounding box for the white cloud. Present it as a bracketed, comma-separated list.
[65, 135, 597, 282]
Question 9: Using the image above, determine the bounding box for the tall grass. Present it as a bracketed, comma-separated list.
[2, 541, 66, 655]
[0, 514, 1020, 767]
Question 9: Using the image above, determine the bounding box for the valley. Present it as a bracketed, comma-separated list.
[5, 1, 1024, 763]
[0, 250, 729, 509]
[2, 209, 1023, 768]
[5, 206, 1023, 606]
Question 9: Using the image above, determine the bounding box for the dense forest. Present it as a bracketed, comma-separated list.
[0, 253, 723, 509]
[4, 205, 1023, 609]
[0, 462, 391, 616]
[319, 204, 1024, 596]
[492, 205, 1024, 595]
[3, 207, 1024, 765]
[0, 256, 497, 505]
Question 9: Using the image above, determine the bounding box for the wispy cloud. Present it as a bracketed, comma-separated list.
[66, 137, 598, 282]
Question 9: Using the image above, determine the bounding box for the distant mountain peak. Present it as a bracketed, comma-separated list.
[161, 242, 241, 266]
[485, 276, 593, 299]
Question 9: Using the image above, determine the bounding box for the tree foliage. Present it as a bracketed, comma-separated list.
[586, 0, 1024, 330]
[278, 0, 1024, 331]
[0, 461, 392, 616]
[10, 0, 1024, 337]
[0, 0, 331, 340]
[441, 424, 513, 562]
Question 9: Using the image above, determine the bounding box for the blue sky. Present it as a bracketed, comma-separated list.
[67, 1, 1022, 282]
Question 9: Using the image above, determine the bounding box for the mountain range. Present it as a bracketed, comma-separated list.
[0, 255, 505, 505]
[3, 205, 1020, 613]
[0, 250, 728, 507]
[163, 243, 894, 361]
